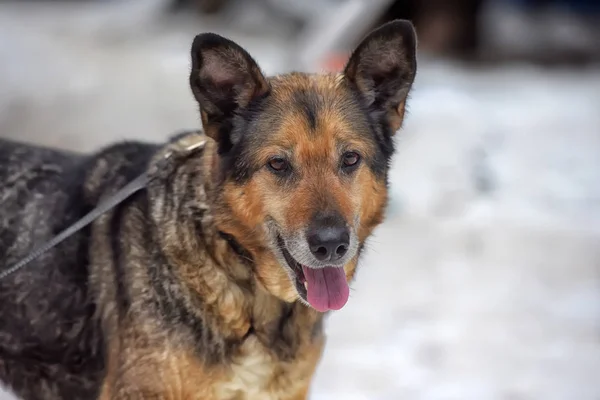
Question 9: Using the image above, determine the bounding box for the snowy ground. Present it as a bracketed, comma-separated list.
[1, 1, 600, 399]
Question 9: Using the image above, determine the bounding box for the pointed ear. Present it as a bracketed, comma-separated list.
[344, 20, 417, 133]
[189, 33, 270, 147]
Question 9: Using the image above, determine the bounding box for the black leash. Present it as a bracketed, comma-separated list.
[0, 132, 207, 282]
[0, 173, 150, 281]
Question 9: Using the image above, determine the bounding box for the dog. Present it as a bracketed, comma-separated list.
[0, 19, 417, 400]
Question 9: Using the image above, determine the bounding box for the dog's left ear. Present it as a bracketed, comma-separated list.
[344, 20, 417, 134]
[189, 33, 270, 148]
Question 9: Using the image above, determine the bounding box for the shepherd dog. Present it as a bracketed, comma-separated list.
[0, 19, 417, 400]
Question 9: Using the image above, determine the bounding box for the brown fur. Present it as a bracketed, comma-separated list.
[213, 73, 393, 303]
[85, 138, 327, 399]
[0, 20, 416, 400]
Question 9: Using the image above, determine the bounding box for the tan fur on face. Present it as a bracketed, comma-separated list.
[0, 22, 416, 400]
[213, 74, 393, 303]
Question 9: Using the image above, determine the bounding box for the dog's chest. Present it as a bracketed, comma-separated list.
[214, 335, 322, 400]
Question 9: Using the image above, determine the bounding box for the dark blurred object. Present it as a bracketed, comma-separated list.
[380, 0, 484, 58]
[377, 0, 600, 64]
[510, 0, 600, 12]
[478, 0, 600, 65]
[170, 0, 227, 14]
[160, 0, 599, 67]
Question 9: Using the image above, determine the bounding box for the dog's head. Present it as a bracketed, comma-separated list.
[189, 20, 417, 312]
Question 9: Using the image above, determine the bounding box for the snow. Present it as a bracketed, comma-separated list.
[1, 1, 599, 399]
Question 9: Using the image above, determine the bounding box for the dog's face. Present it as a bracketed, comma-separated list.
[189, 20, 417, 312]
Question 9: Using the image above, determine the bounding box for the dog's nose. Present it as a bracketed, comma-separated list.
[307, 214, 350, 262]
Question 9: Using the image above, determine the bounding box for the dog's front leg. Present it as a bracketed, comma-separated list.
[98, 336, 216, 400]
[288, 387, 310, 400]
[99, 368, 181, 400]
[100, 365, 217, 400]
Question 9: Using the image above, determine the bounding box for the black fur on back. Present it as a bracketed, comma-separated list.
[0, 138, 157, 399]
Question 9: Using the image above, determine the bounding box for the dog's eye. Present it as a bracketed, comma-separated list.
[267, 158, 289, 173]
[342, 152, 361, 168]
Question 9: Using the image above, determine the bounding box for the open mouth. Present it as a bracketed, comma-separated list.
[276, 235, 350, 312]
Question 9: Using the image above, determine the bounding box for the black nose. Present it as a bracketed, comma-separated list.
[306, 213, 350, 262]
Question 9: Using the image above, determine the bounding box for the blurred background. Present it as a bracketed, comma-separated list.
[1, 0, 599, 399]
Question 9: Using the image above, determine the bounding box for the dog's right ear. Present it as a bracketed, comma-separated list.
[189, 33, 270, 148]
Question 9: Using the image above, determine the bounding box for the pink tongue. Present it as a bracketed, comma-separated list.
[302, 266, 349, 312]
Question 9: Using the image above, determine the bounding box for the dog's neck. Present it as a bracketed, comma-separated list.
[146, 137, 324, 346]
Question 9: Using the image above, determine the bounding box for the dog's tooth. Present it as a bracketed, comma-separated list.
[304, 282, 308, 290]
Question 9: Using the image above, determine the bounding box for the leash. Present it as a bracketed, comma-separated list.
[0, 174, 149, 281]
[0, 132, 206, 282]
